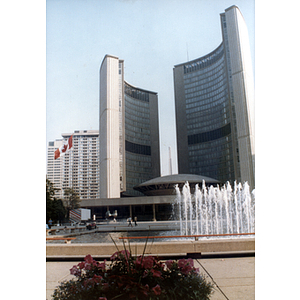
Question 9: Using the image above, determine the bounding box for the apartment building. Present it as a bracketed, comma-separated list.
[47, 130, 100, 200]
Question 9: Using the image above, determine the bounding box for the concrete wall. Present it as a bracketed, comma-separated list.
[47, 238, 255, 258]
[99, 55, 121, 198]
[224, 6, 255, 188]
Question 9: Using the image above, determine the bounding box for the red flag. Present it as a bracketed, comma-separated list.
[54, 135, 73, 159]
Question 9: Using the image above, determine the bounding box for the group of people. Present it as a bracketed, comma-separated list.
[48, 216, 138, 228]
[127, 216, 137, 227]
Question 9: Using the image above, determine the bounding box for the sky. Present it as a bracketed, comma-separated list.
[46, 0, 255, 176]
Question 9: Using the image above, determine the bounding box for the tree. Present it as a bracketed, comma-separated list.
[63, 187, 81, 218]
[46, 178, 66, 223]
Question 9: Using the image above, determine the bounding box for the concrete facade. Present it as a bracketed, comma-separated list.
[47, 139, 64, 199]
[46, 238, 254, 258]
[174, 6, 255, 189]
[99, 55, 161, 198]
[99, 55, 122, 198]
[47, 130, 100, 200]
[221, 6, 255, 189]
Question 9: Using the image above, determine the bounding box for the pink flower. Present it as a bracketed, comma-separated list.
[92, 274, 102, 283]
[178, 258, 194, 268]
[78, 262, 85, 269]
[135, 255, 157, 270]
[142, 270, 149, 278]
[152, 284, 161, 295]
[151, 269, 162, 278]
[140, 284, 149, 296]
[178, 258, 194, 275]
[98, 260, 106, 271]
[70, 265, 81, 276]
[110, 250, 131, 261]
[84, 254, 94, 264]
[143, 256, 156, 269]
[165, 259, 174, 269]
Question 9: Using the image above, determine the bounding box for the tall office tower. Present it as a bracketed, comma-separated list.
[47, 139, 64, 199]
[47, 130, 100, 200]
[99, 55, 160, 198]
[173, 6, 255, 188]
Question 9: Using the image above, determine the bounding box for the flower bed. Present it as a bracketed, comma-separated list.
[52, 251, 213, 299]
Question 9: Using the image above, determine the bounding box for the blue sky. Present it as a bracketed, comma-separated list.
[46, 0, 255, 175]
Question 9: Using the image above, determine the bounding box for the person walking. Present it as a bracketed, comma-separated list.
[48, 218, 53, 229]
[134, 216, 138, 226]
[127, 217, 133, 227]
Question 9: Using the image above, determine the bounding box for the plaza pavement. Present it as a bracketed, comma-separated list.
[46, 256, 254, 300]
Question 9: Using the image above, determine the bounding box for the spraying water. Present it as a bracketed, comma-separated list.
[174, 181, 255, 236]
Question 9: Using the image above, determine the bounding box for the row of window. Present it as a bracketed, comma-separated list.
[125, 134, 151, 147]
[125, 110, 150, 124]
[125, 93, 150, 109]
[125, 140, 151, 156]
[187, 103, 227, 123]
[184, 44, 224, 74]
[186, 90, 228, 114]
[185, 77, 227, 101]
[187, 109, 230, 135]
[188, 123, 231, 145]
[125, 158, 152, 168]
[187, 120, 229, 136]
[185, 86, 228, 110]
[184, 56, 225, 84]
[125, 121, 150, 134]
[125, 110, 150, 126]
[188, 139, 231, 154]
[126, 164, 152, 174]
[125, 84, 150, 102]
[189, 147, 231, 161]
[184, 62, 225, 88]
[184, 71, 226, 95]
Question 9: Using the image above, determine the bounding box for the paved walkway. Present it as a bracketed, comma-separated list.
[46, 256, 254, 300]
[194, 257, 255, 300]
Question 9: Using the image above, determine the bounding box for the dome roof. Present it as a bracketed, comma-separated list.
[133, 174, 220, 196]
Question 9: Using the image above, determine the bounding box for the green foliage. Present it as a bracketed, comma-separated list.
[46, 179, 66, 223]
[63, 187, 81, 218]
[52, 251, 213, 300]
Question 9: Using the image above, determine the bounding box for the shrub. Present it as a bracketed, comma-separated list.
[52, 251, 213, 300]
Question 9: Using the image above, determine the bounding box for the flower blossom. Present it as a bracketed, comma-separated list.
[70, 265, 81, 277]
[165, 259, 174, 269]
[84, 254, 94, 264]
[151, 269, 162, 278]
[110, 250, 131, 261]
[152, 284, 161, 295]
[92, 274, 102, 283]
[178, 258, 194, 275]
[135, 255, 156, 269]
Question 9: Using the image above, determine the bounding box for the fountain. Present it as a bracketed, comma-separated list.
[174, 181, 255, 236]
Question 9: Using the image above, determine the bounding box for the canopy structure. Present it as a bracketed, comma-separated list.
[133, 174, 220, 196]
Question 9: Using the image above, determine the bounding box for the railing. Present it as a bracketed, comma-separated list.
[119, 232, 255, 241]
[46, 237, 76, 244]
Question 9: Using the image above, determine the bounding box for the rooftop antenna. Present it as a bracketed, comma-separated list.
[169, 146, 173, 175]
